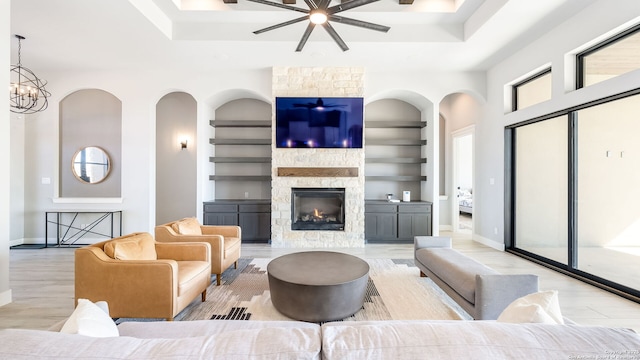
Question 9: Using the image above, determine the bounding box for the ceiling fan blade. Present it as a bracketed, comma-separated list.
[315, 0, 331, 9]
[303, 0, 318, 10]
[322, 22, 349, 51]
[253, 16, 309, 35]
[329, 15, 390, 33]
[327, 0, 380, 14]
[246, 0, 309, 14]
[295, 23, 316, 52]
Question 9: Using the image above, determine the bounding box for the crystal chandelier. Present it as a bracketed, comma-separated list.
[9, 35, 50, 114]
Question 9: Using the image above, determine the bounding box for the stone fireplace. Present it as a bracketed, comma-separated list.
[291, 188, 345, 231]
[271, 66, 365, 248]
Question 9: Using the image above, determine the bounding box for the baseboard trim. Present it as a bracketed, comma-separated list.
[0, 289, 12, 307]
[9, 239, 24, 247]
[473, 234, 505, 251]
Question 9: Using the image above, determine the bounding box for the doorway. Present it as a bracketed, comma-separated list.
[452, 127, 474, 233]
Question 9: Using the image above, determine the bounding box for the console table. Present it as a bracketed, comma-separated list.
[45, 210, 123, 247]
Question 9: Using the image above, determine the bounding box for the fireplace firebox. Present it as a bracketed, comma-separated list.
[291, 188, 345, 231]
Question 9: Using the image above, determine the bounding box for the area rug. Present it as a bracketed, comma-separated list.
[173, 257, 472, 322]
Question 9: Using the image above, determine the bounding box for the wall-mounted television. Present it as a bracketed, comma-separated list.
[275, 97, 363, 148]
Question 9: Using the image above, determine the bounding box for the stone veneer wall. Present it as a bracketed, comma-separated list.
[271, 67, 365, 248]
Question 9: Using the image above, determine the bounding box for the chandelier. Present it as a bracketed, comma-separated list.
[9, 34, 50, 114]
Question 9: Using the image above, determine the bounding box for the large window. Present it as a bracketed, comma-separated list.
[514, 116, 568, 265]
[575, 94, 640, 291]
[512, 69, 552, 111]
[506, 90, 640, 300]
[577, 24, 640, 88]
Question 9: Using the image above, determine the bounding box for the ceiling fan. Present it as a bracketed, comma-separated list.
[246, 0, 390, 52]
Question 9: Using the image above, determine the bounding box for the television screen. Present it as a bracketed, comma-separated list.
[275, 97, 363, 148]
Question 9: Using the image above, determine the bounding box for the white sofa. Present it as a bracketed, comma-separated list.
[1, 319, 640, 359]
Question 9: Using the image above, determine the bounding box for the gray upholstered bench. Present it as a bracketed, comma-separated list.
[414, 236, 539, 320]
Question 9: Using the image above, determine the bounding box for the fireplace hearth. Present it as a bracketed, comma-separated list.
[291, 188, 345, 231]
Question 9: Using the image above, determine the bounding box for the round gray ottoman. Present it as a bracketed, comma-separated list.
[267, 251, 370, 322]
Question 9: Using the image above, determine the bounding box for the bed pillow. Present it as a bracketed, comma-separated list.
[60, 299, 119, 337]
[497, 290, 564, 324]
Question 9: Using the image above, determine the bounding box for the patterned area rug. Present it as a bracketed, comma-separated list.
[173, 257, 471, 322]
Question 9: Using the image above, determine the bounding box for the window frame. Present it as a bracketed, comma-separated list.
[511, 68, 552, 112]
[505, 87, 640, 303]
[576, 23, 640, 89]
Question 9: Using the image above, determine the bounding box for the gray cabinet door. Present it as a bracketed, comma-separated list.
[365, 213, 397, 240]
[239, 212, 271, 242]
[398, 213, 429, 240]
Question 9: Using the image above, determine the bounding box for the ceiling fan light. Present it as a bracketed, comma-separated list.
[309, 11, 328, 25]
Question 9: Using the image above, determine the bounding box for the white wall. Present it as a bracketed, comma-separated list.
[481, 0, 640, 248]
[1, 0, 11, 306]
[457, 135, 473, 190]
[10, 118, 24, 245]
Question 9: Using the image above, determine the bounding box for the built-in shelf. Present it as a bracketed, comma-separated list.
[210, 157, 271, 163]
[210, 139, 271, 145]
[365, 176, 427, 182]
[210, 120, 271, 127]
[366, 158, 426, 164]
[364, 109, 427, 198]
[366, 139, 426, 146]
[366, 121, 426, 129]
[209, 105, 272, 188]
[209, 175, 272, 181]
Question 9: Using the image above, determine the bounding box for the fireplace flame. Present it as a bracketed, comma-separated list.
[313, 208, 321, 218]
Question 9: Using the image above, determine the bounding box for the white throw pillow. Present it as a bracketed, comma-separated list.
[497, 290, 564, 324]
[60, 299, 119, 337]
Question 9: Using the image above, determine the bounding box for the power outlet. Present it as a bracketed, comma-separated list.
[244, 191, 249, 199]
[494, 227, 498, 235]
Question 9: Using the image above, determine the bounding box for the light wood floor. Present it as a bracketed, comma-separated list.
[2, 232, 639, 332]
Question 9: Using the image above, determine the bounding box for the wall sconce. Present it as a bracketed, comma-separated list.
[180, 139, 188, 150]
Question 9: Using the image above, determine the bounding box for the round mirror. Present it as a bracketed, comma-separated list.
[72, 146, 111, 184]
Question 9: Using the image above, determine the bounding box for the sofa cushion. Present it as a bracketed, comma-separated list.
[224, 236, 241, 257]
[320, 320, 640, 360]
[416, 248, 498, 304]
[103, 233, 157, 260]
[172, 217, 202, 235]
[1, 323, 322, 359]
[60, 299, 119, 338]
[176, 261, 211, 296]
[498, 290, 565, 324]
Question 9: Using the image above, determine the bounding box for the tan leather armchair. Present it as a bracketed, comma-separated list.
[75, 232, 211, 321]
[155, 218, 241, 286]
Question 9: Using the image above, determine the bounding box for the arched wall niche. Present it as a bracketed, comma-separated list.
[212, 96, 272, 200]
[155, 91, 197, 224]
[59, 89, 122, 198]
[364, 98, 423, 200]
